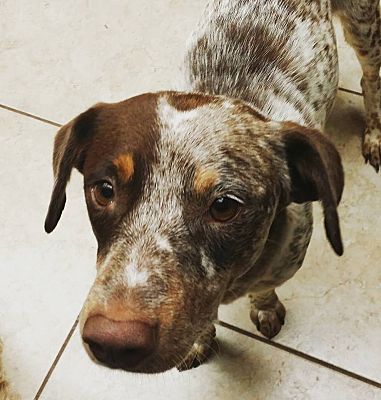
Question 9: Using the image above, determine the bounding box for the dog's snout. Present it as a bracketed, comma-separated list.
[83, 316, 157, 369]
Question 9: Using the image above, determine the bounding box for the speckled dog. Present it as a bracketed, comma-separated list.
[45, 0, 379, 373]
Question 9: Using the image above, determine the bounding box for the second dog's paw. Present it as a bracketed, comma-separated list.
[250, 300, 286, 339]
[177, 325, 216, 371]
[363, 128, 381, 172]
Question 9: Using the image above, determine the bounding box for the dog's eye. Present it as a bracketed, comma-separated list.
[92, 181, 115, 207]
[210, 196, 241, 222]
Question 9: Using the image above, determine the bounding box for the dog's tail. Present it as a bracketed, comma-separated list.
[0, 340, 19, 400]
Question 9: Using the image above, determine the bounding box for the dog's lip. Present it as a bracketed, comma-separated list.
[93, 355, 176, 374]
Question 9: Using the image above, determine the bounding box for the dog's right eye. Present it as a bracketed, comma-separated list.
[91, 181, 115, 207]
[209, 196, 241, 222]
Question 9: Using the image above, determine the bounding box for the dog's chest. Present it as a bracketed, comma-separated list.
[183, 0, 339, 128]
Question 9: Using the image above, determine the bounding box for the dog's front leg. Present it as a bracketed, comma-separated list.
[249, 289, 286, 339]
[337, 0, 381, 171]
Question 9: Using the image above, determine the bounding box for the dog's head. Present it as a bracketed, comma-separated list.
[45, 91, 343, 373]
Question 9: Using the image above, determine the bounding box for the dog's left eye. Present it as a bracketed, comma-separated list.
[92, 181, 115, 207]
[210, 196, 241, 222]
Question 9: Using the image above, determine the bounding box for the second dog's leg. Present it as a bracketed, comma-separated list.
[249, 289, 286, 339]
[337, 1, 381, 171]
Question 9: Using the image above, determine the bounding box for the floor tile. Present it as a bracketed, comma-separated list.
[0, 109, 97, 398]
[39, 325, 379, 400]
[0, 0, 205, 124]
[334, 19, 363, 93]
[220, 91, 381, 382]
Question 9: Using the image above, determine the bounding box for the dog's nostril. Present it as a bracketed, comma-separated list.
[82, 316, 156, 369]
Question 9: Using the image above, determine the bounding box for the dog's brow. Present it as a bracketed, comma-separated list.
[113, 153, 135, 183]
[194, 169, 219, 195]
[85, 163, 118, 184]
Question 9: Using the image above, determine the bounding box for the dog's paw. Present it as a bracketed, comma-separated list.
[363, 127, 381, 172]
[250, 299, 286, 339]
[177, 325, 216, 371]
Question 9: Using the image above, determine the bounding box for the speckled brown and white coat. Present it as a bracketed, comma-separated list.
[45, 0, 380, 373]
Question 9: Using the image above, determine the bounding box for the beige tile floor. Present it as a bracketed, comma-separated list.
[0, 1, 380, 399]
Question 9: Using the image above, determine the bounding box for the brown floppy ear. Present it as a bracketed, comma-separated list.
[44, 107, 98, 233]
[280, 123, 344, 256]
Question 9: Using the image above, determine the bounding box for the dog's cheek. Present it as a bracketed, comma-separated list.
[207, 215, 275, 281]
[84, 202, 118, 248]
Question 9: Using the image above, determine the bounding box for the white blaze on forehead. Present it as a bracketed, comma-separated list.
[157, 98, 209, 164]
[157, 96, 226, 148]
[156, 96, 232, 170]
[157, 98, 201, 137]
[124, 262, 150, 288]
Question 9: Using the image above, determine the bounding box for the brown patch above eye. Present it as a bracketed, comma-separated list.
[194, 169, 219, 194]
[113, 153, 135, 182]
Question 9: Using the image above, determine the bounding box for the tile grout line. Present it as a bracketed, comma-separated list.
[338, 86, 363, 96]
[32, 317, 381, 395]
[34, 316, 79, 400]
[0, 104, 62, 127]
[217, 320, 381, 390]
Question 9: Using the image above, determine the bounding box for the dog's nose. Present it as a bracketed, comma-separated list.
[82, 315, 157, 369]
